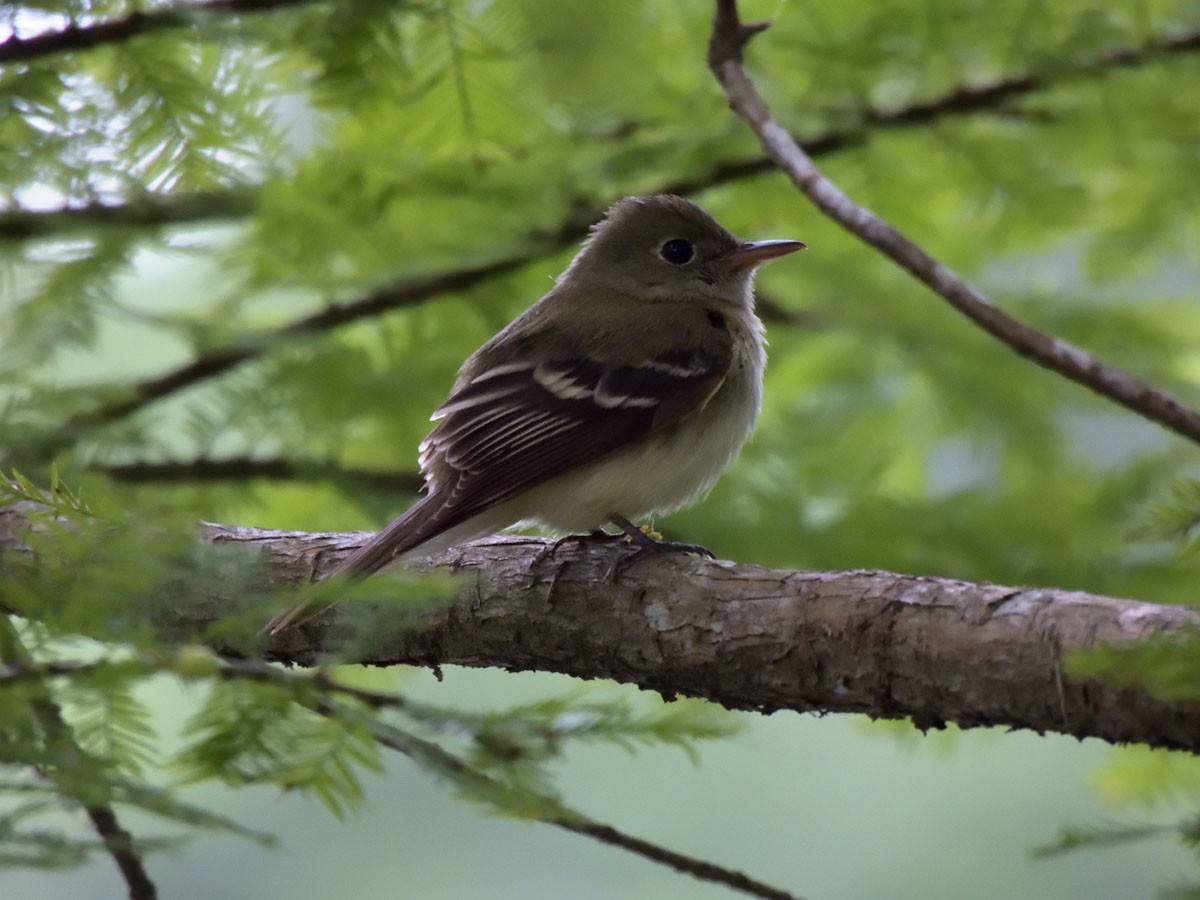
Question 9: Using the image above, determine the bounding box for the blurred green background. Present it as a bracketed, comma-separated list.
[3, 0, 1200, 897]
[5, 670, 1198, 899]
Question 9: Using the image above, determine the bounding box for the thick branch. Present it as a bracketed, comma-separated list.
[3, 503, 1196, 749]
[0, 0, 321, 65]
[21, 514, 1173, 753]
[708, 0, 1200, 447]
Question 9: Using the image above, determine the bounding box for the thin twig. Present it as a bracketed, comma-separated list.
[363, 716, 806, 900]
[0, 655, 803, 900]
[0, 623, 157, 900]
[82, 807, 158, 900]
[0, 0, 321, 65]
[707, 0, 1200, 446]
[98, 456, 423, 493]
[63, 253, 535, 434]
[0, 191, 255, 241]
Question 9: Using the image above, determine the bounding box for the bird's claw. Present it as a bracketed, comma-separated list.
[604, 512, 715, 581]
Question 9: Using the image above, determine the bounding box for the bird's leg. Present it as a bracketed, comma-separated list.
[605, 512, 715, 580]
[529, 529, 625, 570]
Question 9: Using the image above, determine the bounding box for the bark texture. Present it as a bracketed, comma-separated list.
[3, 505, 1197, 752]
[232, 523, 1198, 751]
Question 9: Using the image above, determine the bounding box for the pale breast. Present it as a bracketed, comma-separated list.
[513, 310, 766, 533]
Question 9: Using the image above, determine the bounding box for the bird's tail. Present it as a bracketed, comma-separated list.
[327, 493, 448, 578]
[262, 494, 449, 634]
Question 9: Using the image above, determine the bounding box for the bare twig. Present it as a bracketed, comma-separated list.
[62, 252, 535, 435]
[98, 456, 422, 493]
[707, 0, 1200, 446]
[0, 0, 321, 65]
[0, 191, 255, 241]
[0, 620, 157, 900]
[360, 712, 805, 900]
[0, 655, 803, 900]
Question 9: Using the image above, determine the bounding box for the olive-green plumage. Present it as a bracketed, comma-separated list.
[266, 195, 802, 632]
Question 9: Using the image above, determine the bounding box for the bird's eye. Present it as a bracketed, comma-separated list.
[659, 238, 695, 265]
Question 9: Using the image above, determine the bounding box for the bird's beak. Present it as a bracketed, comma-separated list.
[730, 239, 806, 270]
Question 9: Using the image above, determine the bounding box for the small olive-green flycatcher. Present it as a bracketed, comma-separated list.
[266, 194, 802, 632]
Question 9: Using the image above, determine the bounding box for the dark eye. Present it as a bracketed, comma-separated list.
[659, 238, 695, 265]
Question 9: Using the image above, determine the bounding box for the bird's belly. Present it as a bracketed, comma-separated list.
[513, 368, 761, 534]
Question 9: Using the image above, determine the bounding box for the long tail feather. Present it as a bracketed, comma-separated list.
[326, 494, 445, 578]
[262, 494, 449, 634]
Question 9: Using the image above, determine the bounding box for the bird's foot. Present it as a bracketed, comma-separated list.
[605, 513, 715, 581]
[528, 529, 625, 570]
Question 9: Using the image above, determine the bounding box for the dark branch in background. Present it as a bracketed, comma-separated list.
[63, 254, 534, 437]
[0, 190, 255, 241]
[0, 654, 802, 900]
[99, 456, 422, 494]
[8, 25, 1197, 244]
[83, 807, 157, 900]
[362, 718, 804, 900]
[0, 0, 323, 65]
[0, 620, 156, 900]
[708, 1, 1200, 447]
[46, 24, 1200, 450]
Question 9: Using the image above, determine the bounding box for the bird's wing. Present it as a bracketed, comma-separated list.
[336, 337, 733, 574]
[262, 336, 733, 633]
[423, 343, 732, 510]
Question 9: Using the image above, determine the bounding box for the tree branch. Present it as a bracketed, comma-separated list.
[37, 24, 1200, 449]
[82, 806, 158, 900]
[0, 617, 157, 900]
[707, 0, 1200, 447]
[59, 253, 536, 440]
[97, 456, 422, 494]
[0, 654, 803, 900]
[363, 716, 805, 900]
[0, 0, 322, 65]
[0, 191, 255, 241]
[2, 506, 1183, 751]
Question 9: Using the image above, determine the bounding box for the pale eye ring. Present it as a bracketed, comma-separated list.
[659, 238, 695, 265]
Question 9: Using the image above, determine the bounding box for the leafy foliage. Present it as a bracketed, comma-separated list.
[174, 678, 379, 818]
[1, 0, 1200, 896]
[1136, 478, 1200, 555]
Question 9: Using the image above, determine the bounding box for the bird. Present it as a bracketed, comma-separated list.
[264, 194, 803, 633]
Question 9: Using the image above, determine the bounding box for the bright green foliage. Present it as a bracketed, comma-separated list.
[1034, 820, 1192, 859]
[1089, 746, 1200, 807]
[1136, 478, 1200, 555]
[395, 690, 741, 801]
[2, 0, 1200, 895]
[174, 678, 382, 819]
[59, 679, 157, 777]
